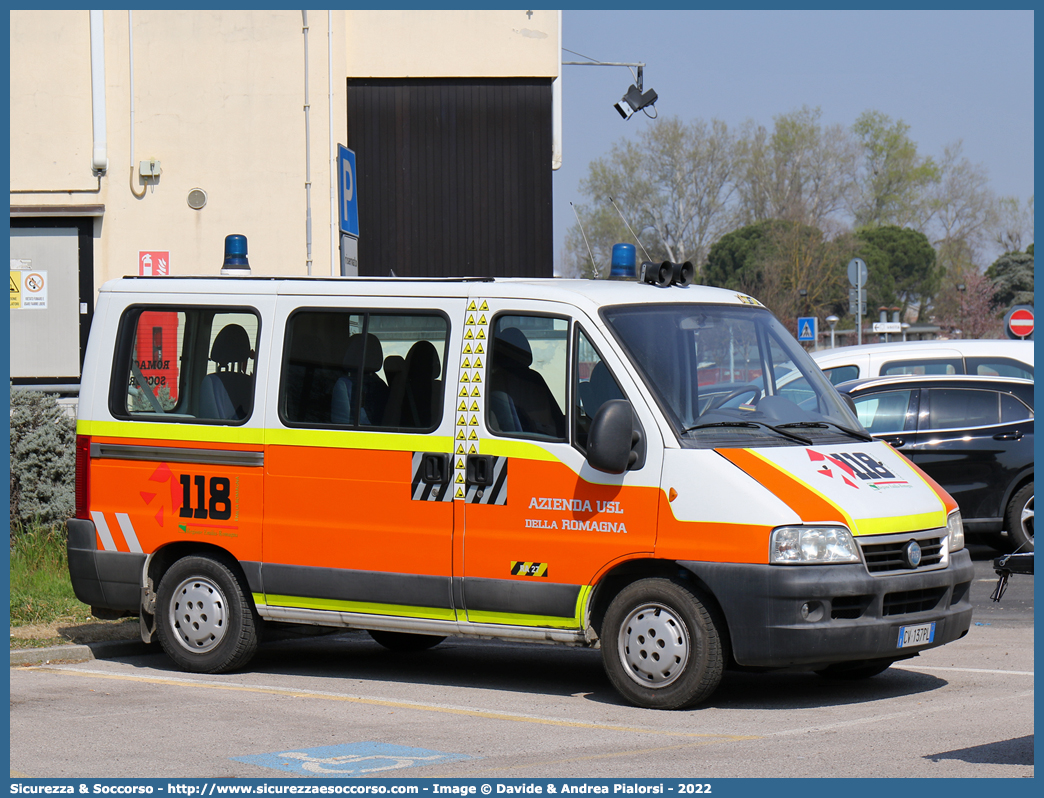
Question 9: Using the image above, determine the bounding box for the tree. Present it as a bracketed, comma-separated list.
[931, 272, 1003, 339]
[987, 250, 1034, 308]
[560, 116, 736, 278]
[924, 141, 998, 283]
[991, 195, 1034, 255]
[702, 219, 852, 329]
[850, 110, 939, 229]
[854, 226, 940, 321]
[733, 106, 857, 229]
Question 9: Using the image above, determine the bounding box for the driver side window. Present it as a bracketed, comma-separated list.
[574, 327, 625, 452]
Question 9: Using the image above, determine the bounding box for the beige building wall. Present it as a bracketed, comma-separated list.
[10, 10, 560, 290]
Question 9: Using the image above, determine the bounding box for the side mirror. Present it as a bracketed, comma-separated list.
[587, 399, 639, 474]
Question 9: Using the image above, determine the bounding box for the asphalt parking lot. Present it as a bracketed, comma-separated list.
[10, 546, 1033, 780]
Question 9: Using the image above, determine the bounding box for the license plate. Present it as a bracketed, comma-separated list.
[897, 621, 936, 648]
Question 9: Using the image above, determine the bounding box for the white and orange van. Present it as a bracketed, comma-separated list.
[68, 247, 973, 709]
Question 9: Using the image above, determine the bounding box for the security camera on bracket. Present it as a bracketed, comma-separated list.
[614, 84, 658, 119]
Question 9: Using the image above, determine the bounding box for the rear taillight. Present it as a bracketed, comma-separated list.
[75, 435, 91, 519]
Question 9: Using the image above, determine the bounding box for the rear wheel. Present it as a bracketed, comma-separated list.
[601, 578, 724, 710]
[1005, 483, 1034, 552]
[156, 555, 260, 673]
[367, 630, 446, 652]
[815, 659, 893, 680]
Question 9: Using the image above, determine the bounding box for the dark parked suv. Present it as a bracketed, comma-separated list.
[837, 375, 1033, 552]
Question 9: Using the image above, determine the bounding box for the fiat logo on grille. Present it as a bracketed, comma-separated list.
[903, 540, 923, 568]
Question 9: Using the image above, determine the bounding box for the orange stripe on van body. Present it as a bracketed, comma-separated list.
[87, 436, 263, 562]
[716, 448, 849, 528]
[653, 489, 773, 564]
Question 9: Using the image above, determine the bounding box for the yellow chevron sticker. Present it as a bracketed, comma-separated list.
[460, 372, 470, 383]
[458, 401, 467, 412]
[464, 329, 474, 339]
[476, 329, 485, 339]
[468, 430, 478, 440]
[468, 443, 478, 454]
[456, 486, 465, 498]
[456, 429, 466, 440]
[472, 372, 482, 383]
[455, 472, 464, 484]
[475, 343, 484, 354]
[479, 301, 488, 311]
[467, 315, 475, 325]
[458, 415, 467, 426]
[471, 386, 481, 397]
[463, 343, 473, 354]
[455, 457, 465, 469]
[469, 415, 478, 425]
[478, 315, 487, 325]
[473, 357, 483, 368]
[468, 301, 477, 311]
[456, 443, 466, 454]
[470, 401, 479, 411]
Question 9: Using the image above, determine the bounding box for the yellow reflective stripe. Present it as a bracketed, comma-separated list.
[852, 510, 947, 537]
[262, 593, 457, 621]
[266, 427, 453, 453]
[464, 610, 579, 629]
[479, 436, 559, 462]
[78, 418, 265, 445]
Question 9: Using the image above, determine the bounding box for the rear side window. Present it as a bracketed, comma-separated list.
[112, 306, 260, 423]
[852, 389, 915, 434]
[823, 365, 859, 385]
[926, 389, 1004, 430]
[280, 310, 448, 431]
[881, 358, 961, 376]
[966, 356, 1033, 380]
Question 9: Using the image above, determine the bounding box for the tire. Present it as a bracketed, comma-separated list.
[155, 555, 260, 673]
[1005, 482, 1034, 552]
[601, 578, 724, 710]
[815, 659, 893, 680]
[367, 630, 446, 652]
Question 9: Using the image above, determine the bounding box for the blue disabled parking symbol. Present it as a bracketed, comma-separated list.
[233, 742, 473, 777]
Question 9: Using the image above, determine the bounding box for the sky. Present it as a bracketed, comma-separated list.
[552, 8, 1035, 272]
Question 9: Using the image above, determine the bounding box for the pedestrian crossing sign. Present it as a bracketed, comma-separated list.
[797, 316, 816, 342]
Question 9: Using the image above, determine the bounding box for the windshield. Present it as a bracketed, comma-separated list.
[602, 303, 867, 448]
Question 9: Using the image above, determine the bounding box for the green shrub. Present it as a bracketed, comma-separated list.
[10, 523, 86, 626]
[10, 388, 76, 530]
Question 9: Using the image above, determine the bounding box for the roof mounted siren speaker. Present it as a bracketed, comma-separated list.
[640, 261, 694, 287]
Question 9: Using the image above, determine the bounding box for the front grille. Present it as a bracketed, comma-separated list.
[883, 587, 947, 616]
[859, 531, 946, 574]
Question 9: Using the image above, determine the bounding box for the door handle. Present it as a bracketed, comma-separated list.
[466, 454, 495, 486]
[421, 452, 450, 484]
[884, 438, 905, 448]
[993, 431, 1023, 441]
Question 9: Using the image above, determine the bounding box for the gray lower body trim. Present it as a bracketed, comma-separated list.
[257, 604, 589, 646]
[262, 563, 454, 610]
[462, 575, 581, 618]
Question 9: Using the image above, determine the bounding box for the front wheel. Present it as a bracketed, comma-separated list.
[601, 579, 724, 710]
[1005, 483, 1034, 552]
[156, 555, 260, 673]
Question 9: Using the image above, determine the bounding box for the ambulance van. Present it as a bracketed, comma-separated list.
[68, 250, 974, 709]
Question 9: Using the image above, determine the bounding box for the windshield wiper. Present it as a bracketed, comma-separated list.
[777, 421, 873, 442]
[683, 420, 813, 445]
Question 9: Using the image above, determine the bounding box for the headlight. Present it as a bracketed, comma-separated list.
[947, 511, 965, 552]
[770, 526, 860, 564]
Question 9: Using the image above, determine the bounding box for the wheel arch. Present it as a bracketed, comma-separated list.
[145, 542, 260, 614]
[587, 558, 733, 661]
[1001, 467, 1034, 515]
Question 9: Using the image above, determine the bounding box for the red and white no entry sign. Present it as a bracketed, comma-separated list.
[1007, 307, 1034, 339]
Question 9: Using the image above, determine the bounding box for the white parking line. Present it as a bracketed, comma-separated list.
[898, 665, 1034, 676]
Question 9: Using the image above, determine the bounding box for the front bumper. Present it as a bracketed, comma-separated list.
[680, 549, 974, 669]
[66, 518, 144, 613]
